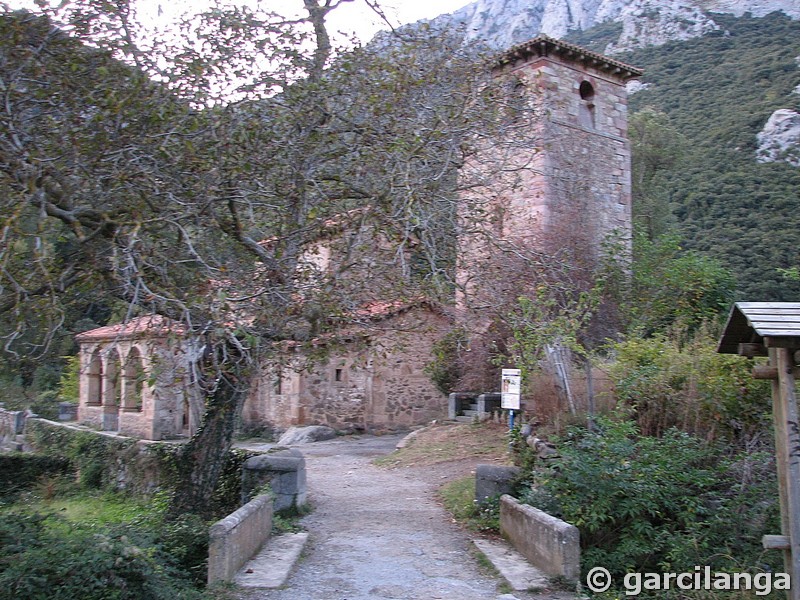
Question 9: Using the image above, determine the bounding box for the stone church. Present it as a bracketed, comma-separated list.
[75, 36, 641, 440]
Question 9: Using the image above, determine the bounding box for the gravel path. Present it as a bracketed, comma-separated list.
[236, 434, 520, 600]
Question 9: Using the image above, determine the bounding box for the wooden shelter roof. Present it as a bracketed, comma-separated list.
[495, 34, 644, 81]
[717, 302, 800, 354]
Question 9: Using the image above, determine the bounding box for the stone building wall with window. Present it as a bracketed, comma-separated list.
[241, 304, 449, 433]
[73, 36, 640, 439]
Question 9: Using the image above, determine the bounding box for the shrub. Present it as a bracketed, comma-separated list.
[519, 416, 781, 583]
[439, 476, 501, 534]
[0, 454, 71, 500]
[0, 512, 203, 600]
[607, 327, 772, 444]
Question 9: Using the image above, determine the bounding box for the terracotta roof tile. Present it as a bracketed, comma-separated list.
[75, 315, 185, 343]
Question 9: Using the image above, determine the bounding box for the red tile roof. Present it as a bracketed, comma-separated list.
[497, 34, 643, 81]
[75, 315, 185, 343]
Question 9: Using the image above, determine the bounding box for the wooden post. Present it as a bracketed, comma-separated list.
[771, 346, 800, 599]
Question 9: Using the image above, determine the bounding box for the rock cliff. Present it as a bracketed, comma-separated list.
[428, 0, 800, 53]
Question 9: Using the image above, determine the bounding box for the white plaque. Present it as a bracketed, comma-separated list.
[501, 368, 522, 410]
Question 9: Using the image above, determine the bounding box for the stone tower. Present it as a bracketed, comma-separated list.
[455, 36, 642, 385]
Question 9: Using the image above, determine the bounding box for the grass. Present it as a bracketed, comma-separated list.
[439, 475, 501, 534]
[33, 492, 158, 525]
[439, 475, 476, 521]
[373, 421, 511, 468]
[1, 476, 163, 528]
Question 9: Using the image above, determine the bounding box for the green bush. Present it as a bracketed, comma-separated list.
[0, 454, 71, 500]
[0, 512, 203, 600]
[519, 416, 781, 585]
[439, 476, 501, 534]
[607, 327, 772, 444]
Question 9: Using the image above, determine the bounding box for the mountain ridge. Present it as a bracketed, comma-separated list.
[426, 0, 800, 53]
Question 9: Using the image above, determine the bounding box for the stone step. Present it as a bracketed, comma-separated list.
[455, 416, 475, 423]
[235, 532, 309, 589]
[462, 409, 479, 417]
[472, 538, 550, 592]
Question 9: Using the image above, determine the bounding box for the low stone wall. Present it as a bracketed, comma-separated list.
[241, 448, 307, 512]
[475, 464, 520, 503]
[208, 493, 273, 584]
[499, 494, 580, 583]
[0, 407, 25, 441]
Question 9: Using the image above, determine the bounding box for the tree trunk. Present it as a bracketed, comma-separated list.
[167, 368, 248, 520]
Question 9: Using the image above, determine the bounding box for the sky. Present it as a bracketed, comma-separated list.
[7, 0, 472, 45]
[325, 0, 472, 43]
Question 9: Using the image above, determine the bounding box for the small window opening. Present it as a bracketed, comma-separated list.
[335, 368, 343, 382]
[275, 370, 283, 395]
[579, 81, 595, 100]
[578, 81, 596, 128]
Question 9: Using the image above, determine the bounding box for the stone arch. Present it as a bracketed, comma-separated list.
[122, 346, 145, 412]
[579, 80, 595, 100]
[87, 348, 103, 405]
[102, 348, 122, 431]
[578, 80, 596, 128]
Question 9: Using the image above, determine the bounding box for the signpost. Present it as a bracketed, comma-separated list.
[501, 368, 521, 429]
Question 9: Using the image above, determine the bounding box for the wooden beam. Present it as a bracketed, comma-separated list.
[740, 342, 768, 358]
[774, 348, 800, 600]
[754, 366, 779, 380]
[765, 336, 800, 349]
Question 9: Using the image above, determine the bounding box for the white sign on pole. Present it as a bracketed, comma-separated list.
[501, 368, 522, 410]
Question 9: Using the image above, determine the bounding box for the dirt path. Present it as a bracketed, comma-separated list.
[235, 433, 534, 600]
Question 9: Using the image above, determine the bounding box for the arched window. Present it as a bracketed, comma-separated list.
[579, 81, 595, 101]
[123, 348, 145, 412]
[578, 81, 596, 128]
[87, 349, 102, 405]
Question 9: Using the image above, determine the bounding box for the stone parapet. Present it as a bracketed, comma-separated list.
[242, 448, 307, 512]
[475, 464, 521, 503]
[208, 493, 273, 584]
[499, 494, 580, 583]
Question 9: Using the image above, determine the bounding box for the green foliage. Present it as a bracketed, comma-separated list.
[779, 266, 800, 281]
[504, 289, 601, 377]
[0, 454, 70, 500]
[153, 513, 210, 586]
[522, 416, 780, 582]
[626, 233, 736, 336]
[619, 12, 800, 301]
[208, 448, 260, 519]
[627, 109, 687, 239]
[607, 328, 771, 443]
[0, 512, 203, 600]
[26, 420, 137, 490]
[57, 355, 80, 402]
[439, 476, 501, 534]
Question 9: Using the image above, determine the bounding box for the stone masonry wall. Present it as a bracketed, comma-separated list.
[242, 307, 449, 432]
[519, 56, 632, 250]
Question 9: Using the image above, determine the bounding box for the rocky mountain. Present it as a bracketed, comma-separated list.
[428, 0, 800, 53]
